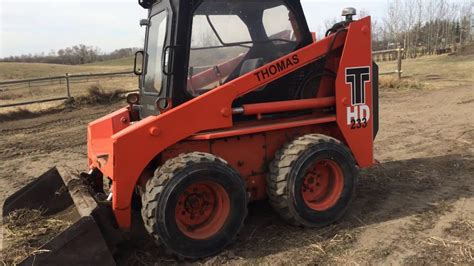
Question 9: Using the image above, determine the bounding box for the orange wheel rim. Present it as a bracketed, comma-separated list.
[301, 159, 344, 211]
[175, 181, 230, 240]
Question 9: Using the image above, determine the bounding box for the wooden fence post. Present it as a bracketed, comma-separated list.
[65, 73, 71, 99]
[397, 45, 403, 80]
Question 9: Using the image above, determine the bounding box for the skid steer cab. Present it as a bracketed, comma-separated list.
[3, 0, 379, 263]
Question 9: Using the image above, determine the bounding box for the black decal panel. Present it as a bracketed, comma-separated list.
[345, 67, 370, 106]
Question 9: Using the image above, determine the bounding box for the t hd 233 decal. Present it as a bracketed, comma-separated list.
[345, 66, 371, 130]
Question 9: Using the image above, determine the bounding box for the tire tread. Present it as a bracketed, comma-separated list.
[141, 152, 247, 258]
[266, 134, 355, 227]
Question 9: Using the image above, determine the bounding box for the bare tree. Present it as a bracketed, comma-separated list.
[384, 0, 404, 49]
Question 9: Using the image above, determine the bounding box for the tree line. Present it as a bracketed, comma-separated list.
[372, 0, 472, 56]
[323, 0, 472, 56]
[0, 44, 140, 65]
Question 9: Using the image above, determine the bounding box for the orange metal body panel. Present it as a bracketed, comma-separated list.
[189, 114, 336, 140]
[162, 121, 343, 201]
[87, 108, 130, 168]
[87, 18, 373, 229]
[335, 17, 374, 167]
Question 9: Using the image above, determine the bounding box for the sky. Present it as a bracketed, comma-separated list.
[0, 0, 388, 58]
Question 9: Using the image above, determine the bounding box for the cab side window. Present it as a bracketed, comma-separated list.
[186, 0, 304, 98]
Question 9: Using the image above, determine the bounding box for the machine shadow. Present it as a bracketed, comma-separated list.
[117, 153, 473, 264]
[230, 153, 473, 259]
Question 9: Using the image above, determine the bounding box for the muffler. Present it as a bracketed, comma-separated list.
[2, 167, 121, 265]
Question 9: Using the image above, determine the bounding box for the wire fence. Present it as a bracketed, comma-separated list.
[0, 71, 136, 108]
[373, 47, 404, 79]
[0, 49, 404, 109]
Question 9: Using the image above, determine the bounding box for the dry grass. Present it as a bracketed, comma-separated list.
[1, 209, 71, 265]
[379, 76, 424, 90]
[70, 85, 125, 105]
[0, 108, 37, 123]
[454, 43, 474, 56]
[402, 216, 474, 265]
[405, 236, 473, 265]
[445, 219, 474, 240]
[0, 92, 19, 100]
[0, 85, 126, 122]
[306, 230, 359, 265]
[377, 53, 474, 90]
[0, 62, 132, 81]
[85, 56, 134, 67]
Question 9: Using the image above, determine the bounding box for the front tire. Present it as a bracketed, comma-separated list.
[267, 134, 357, 227]
[141, 152, 247, 259]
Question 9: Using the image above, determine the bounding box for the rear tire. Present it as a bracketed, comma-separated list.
[267, 134, 357, 227]
[141, 152, 247, 259]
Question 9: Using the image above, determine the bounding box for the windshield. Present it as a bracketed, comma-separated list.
[144, 10, 168, 94]
[186, 14, 252, 97]
[186, 0, 300, 97]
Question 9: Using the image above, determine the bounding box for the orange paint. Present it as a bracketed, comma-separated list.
[301, 159, 344, 211]
[175, 181, 230, 240]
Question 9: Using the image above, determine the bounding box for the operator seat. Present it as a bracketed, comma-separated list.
[239, 58, 264, 76]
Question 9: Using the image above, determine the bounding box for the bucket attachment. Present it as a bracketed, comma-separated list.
[2, 167, 120, 265]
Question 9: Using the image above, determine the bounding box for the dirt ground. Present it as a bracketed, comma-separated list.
[1, 56, 473, 264]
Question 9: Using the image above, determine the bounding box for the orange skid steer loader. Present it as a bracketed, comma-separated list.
[3, 0, 378, 263]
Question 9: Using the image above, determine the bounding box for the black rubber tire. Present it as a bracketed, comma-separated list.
[266, 134, 357, 227]
[141, 152, 247, 259]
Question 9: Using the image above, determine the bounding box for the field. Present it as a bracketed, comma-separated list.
[0, 59, 136, 114]
[0, 60, 131, 81]
[1, 53, 473, 264]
